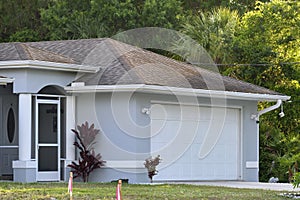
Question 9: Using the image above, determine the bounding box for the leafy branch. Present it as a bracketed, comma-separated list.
[68, 122, 106, 182]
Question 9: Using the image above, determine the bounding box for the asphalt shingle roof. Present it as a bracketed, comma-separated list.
[0, 38, 281, 95]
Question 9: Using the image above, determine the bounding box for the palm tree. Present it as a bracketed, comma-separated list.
[176, 7, 239, 65]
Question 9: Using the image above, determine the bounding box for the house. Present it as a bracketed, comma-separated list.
[0, 38, 290, 183]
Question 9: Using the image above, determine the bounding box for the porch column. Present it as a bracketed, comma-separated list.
[18, 93, 32, 160]
[13, 93, 36, 183]
[64, 95, 76, 180]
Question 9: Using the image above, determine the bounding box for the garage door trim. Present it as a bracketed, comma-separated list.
[150, 100, 243, 181]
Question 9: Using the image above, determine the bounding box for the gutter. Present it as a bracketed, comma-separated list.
[259, 99, 282, 116]
[65, 84, 290, 102]
[251, 99, 283, 122]
[0, 60, 99, 73]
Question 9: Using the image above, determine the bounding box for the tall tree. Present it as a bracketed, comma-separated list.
[224, 0, 300, 182]
[227, 0, 300, 84]
[177, 7, 239, 64]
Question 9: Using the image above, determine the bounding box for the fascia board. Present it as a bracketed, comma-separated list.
[0, 60, 99, 73]
[65, 84, 291, 102]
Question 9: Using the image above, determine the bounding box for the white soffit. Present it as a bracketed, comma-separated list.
[0, 60, 99, 73]
[65, 84, 290, 102]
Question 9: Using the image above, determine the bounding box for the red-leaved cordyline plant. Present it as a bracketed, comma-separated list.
[144, 155, 161, 183]
[68, 122, 106, 182]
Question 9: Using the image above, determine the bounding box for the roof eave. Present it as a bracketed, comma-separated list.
[0, 60, 99, 73]
[65, 84, 290, 102]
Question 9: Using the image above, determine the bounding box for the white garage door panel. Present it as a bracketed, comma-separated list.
[151, 104, 240, 181]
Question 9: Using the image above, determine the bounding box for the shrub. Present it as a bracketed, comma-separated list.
[144, 155, 161, 183]
[68, 122, 105, 182]
[293, 172, 300, 188]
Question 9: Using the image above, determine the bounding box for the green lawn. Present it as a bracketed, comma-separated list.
[0, 182, 290, 200]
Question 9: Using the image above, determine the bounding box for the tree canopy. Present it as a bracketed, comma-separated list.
[40, 0, 184, 40]
[224, 0, 300, 182]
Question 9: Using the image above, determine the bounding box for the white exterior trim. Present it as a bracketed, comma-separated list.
[150, 100, 243, 109]
[104, 160, 145, 169]
[0, 77, 14, 85]
[35, 97, 61, 181]
[0, 146, 18, 148]
[33, 94, 66, 98]
[149, 103, 242, 180]
[246, 161, 259, 169]
[0, 60, 99, 73]
[13, 160, 36, 168]
[18, 94, 32, 161]
[65, 84, 290, 102]
[240, 107, 244, 180]
[66, 96, 76, 161]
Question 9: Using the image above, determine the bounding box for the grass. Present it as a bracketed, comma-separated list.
[0, 182, 290, 200]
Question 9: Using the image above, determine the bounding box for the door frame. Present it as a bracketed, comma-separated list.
[35, 95, 61, 181]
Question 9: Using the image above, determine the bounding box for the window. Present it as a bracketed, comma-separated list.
[7, 108, 15, 143]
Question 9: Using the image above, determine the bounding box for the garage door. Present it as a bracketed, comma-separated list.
[150, 103, 241, 181]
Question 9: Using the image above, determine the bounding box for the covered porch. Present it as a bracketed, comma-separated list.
[0, 61, 97, 182]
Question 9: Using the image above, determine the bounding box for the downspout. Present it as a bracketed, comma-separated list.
[250, 99, 282, 181]
[251, 99, 282, 122]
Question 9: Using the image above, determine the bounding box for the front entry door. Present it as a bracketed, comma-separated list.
[36, 98, 60, 181]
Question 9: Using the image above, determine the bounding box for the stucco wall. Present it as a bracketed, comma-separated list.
[0, 68, 76, 93]
[75, 91, 259, 183]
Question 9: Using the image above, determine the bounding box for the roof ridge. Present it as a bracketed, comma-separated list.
[103, 38, 146, 84]
[24, 44, 76, 64]
[20, 44, 34, 59]
[14, 43, 31, 60]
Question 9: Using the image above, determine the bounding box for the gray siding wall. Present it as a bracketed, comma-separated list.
[75, 91, 259, 183]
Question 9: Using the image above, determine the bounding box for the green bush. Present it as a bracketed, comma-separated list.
[293, 172, 300, 188]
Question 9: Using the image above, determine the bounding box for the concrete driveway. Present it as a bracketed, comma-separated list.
[172, 181, 300, 192]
